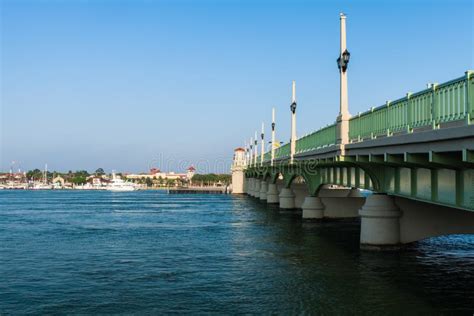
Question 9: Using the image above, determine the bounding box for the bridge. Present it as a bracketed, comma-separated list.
[231, 13, 474, 250]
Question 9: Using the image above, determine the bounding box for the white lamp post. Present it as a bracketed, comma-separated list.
[245, 141, 249, 166]
[290, 80, 297, 164]
[336, 13, 351, 145]
[249, 137, 253, 166]
[260, 122, 265, 165]
[271, 108, 276, 166]
[254, 131, 258, 166]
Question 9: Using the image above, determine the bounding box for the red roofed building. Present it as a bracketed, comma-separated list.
[126, 166, 196, 185]
[150, 168, 161, 175]
[186, 166, 196, 179]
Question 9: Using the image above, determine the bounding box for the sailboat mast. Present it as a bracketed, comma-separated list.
[44, 164, 48, 184]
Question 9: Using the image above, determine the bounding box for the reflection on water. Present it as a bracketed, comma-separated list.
[0, 191, 473, 314]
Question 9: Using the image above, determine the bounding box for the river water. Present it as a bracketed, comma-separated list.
[0, 190, 473, 314]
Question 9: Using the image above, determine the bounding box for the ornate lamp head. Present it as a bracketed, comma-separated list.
[337, 49, 351, 72]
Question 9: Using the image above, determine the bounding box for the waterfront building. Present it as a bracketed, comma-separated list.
[0, 172, 27, 189]
[125, 166, 196, 185]
[52, 175, 73, 189]
[86, 174, 111, 188]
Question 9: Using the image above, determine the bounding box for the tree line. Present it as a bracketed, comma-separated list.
[22, 168, 231, 187]
[25, 168, 106, 185]
[191, 174, 231, 186]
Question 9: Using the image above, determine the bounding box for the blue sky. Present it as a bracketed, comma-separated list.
[1, 0, 472, 173]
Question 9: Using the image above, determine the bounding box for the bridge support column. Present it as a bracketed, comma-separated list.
[250, 178, 257, 197]
[279, 188, 295, 209]
[302, 196, 325, 219]
[254, 179, 261, 199]
[359, 194, 402, 250]
[246, 178, 254, 196]
[266, 183, 279, 204]
[259, 181, 268, 201]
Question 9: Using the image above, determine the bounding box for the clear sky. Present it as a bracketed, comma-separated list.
[1, 0, 473, 173]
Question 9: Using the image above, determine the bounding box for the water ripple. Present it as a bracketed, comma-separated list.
[0, 190, 473, 313]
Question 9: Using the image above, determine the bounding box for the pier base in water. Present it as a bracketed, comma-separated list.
[279, 188, 295, 209]
[359, 194, 402, 250]
[253, 180, 261, 199]
[302, 196, 324, 219]
[266, 184, 279, 204]
[259, 181, 268, 201]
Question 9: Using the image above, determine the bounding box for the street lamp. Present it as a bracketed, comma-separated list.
[337, 49, 351, 72]
[336, 13, 350, 146]
[290, 101, 296, 113]
[271, 107, 276, 166]
[290, 80, 297, 164]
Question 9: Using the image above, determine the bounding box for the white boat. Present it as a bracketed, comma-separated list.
[32, 164, 52, 190]
[106, 172, 138, 192]
[32, 183, 53, 190]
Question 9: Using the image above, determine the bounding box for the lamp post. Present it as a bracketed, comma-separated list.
[271, 108, 276, 166]
[249, 137, 253, 167]
[245, 141, 249, 166]
[336, 13, 351, 147]
[260, 122, 265, 165]
[290, 80, 297, 164]
[254, 131, 258, 166]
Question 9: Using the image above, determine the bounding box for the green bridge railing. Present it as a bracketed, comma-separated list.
[296, 124, 337, 154]
[265, 123, 337, 161]
[349, 73, 473, 141]
[274, 143, 290, 160]
[257, 71, 473, 164]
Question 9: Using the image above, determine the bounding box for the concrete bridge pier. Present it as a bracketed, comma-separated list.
[347, 188, 362, 197]
[359, 194, 402, 250]
[279, 188, 296, 209]
[297, 186, 365, 220]
[254, 179, 261, 199]
[301, 196, 325, 219]
[266, 183, 279, 204]
[246, 178, 254, 196]
[317, 188, 365, 219]
[259, 181, 268, 201]
[250, 178, 257, 197]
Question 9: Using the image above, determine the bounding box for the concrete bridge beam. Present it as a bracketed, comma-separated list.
[279, 187, 296, 209]
[259, 181, 268, 201]
[320, 197, 365, 218]
[359, 194, 474, 250]
[396, 196, 474, 244]
[266, 183, 279, 204]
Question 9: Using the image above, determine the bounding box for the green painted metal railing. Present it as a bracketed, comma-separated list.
[258, 71, 473, 163]
[263, 123, 337, 162]
[349, 71, 474, 141]
[274, 143, 290, 160]
[296, 123, 337, 154]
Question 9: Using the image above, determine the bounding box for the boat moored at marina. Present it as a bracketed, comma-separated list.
[106, 172, 139, 192]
